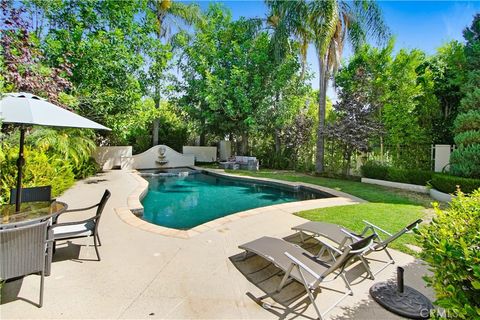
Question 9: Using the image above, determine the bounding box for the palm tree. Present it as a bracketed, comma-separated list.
[266, 0, 389, 173]
[147, 0, 203, 146]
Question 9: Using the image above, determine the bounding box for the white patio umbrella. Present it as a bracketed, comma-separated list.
[0, 92, 110, 211]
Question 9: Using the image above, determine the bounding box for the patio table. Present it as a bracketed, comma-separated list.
[1, 200, 68, 228]
[1, 201, 67, 276]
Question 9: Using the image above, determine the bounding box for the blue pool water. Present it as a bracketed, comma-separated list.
[141, 172, 333, 229]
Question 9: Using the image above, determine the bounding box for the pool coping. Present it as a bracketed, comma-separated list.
[115, 167, 366, 239]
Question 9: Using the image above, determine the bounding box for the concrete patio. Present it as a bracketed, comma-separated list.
[1, 170, 434, 319]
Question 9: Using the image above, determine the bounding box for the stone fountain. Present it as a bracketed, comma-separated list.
[155, 146, 169, 166]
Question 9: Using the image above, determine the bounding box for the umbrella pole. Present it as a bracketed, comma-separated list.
[15, 126, 25, 212]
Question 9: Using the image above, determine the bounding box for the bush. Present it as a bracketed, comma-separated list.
[453, 110, 480, 133]
[360, 161, 389, 180]
[418, 189, 480, 319]
[431, 173, 480, 194]
[449, 144, 480, 178]
[454, 130, 480, 146]
[361, 161, 432, 185]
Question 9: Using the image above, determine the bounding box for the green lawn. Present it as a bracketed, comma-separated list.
[224, 169, 433, 255]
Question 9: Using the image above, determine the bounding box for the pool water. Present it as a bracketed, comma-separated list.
[141, 172, 333, 229]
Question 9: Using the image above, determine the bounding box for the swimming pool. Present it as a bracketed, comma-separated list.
[140, 171, 333, 230]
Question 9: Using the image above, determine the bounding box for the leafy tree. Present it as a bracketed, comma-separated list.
[450, 14, 480, 178]
[426, 41, 466, 144]
[0, 0, 73, 106]
[146, 0, 202, 146]
[266, 0, 389, 173]
[325, 76, 382, 175]
[177, 5, 300, 155]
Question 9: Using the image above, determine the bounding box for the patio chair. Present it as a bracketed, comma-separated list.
[238, 234, 376, 320]
[9, 186, 52, 205]
[50, 189, 111, 261]
[0, 220, 50, 307]
[292, 219, 422, 277]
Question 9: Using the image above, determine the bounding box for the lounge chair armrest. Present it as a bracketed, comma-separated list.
[362, 220, 392, 237]
[50, 217, 95, 229]
[65, 203, 100, 213]
[316, 238, 343, 255]
[284, 252, 321, 281]
[340, 229, 362, 241]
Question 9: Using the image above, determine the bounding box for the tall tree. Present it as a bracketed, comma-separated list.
[147, 0, 202, 146]
[450, 14, 480, 178]
[266, 0, 388, 173]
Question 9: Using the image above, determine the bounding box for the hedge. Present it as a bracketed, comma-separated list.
[361, 161, 432, 186]
[431, 173, 480, 194]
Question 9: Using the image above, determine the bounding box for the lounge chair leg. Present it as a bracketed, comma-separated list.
[277, 263, 294, 292]
[96, 234, 102, 246]
[296, 266, 324, 320]
[360, 256, 375, 280]
[340, 274, 353, 296]
[93, 235, 101, 261]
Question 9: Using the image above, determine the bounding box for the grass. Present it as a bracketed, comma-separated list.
[223, 169, 434, 255]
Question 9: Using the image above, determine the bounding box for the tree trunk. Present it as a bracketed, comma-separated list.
[152, 97, 160, 146]
[315, 54, 328, 174]
[239, 132, 249, 156]
[274, 128, 281, 154]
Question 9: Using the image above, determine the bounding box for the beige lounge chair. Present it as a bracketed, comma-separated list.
[238, 234, 376, 320]
[292, 219, 422, 277]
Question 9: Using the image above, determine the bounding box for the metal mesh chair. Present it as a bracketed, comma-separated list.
[0, 220, 50, 307]
[9, 186, 52, 204]
[50, 190, 111, 261]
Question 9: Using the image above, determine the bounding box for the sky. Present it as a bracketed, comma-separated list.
[192, 0, 480, 99]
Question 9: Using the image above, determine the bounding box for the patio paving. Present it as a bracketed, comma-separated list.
[1, 170, 434, 319]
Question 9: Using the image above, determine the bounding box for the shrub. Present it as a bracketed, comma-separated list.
[418, 189, 480, 319]
[361, 161, 432, 185]
[454, 130, 480, 146]
[431, 173, 480, 194]
[360, 161, 389, 180]
[449, 144, 480, 178]
[453, 110, 480, 133]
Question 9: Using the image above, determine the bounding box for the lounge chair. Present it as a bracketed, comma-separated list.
[292, 219, 422, 277]
[238, 234, 376, 320]
[50, 190, 111, 261]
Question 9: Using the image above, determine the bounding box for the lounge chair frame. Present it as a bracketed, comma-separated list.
[294, 219, 422, 277]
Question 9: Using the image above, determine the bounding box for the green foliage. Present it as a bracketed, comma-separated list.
[419, 190, 480, 319]
[454, 130, 480, 146]
[432, 173, 480, 194]
[361, 161, 432, 186]
[0, 145, 75, 204]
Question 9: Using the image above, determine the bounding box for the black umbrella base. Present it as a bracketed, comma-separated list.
[370, 282, 433, 319]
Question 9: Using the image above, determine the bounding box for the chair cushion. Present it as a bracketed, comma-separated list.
[53, 221, 95, 240]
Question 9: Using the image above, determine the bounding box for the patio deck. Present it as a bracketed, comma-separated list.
[1, 170, 434, 319]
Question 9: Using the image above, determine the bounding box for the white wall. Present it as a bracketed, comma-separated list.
[94, 146, 133, 170]
[182, 146, 217, 162]
[133, 145, 194, 169]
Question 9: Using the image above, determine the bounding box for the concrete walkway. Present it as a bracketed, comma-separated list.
[1, 170, 433, 319]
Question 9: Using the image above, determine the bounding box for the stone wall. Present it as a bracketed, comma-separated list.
[132, 145, 194, 169]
